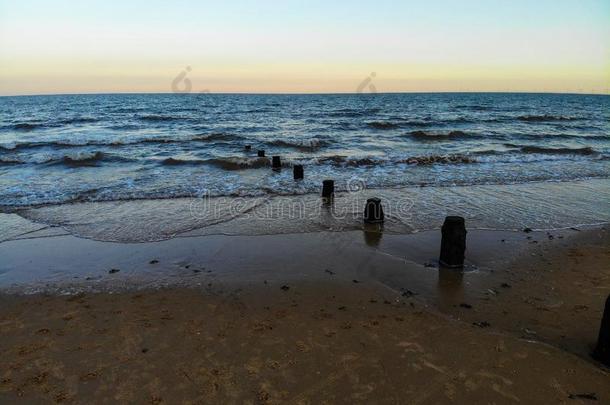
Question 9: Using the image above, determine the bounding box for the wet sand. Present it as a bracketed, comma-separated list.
[0, 227, 609, 403]
[439, 226, 610, 361]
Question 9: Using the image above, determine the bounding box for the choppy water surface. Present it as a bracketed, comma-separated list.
[0, 93, 609, 241]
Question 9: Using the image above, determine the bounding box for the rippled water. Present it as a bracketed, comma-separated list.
[0, 93, 609, 242]
[0, 93, 608, 207]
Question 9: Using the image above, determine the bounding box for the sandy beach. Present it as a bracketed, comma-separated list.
[1, 225, 608, 403]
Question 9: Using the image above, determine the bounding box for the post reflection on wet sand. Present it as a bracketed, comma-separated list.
[363, 223, 384, 247]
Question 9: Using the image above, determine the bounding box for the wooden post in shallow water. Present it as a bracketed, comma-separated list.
[272, 156, 281, 170]
[257, 150, 265, 157]
[322, 180, 334, 201]
[364, 198, 384, 223]
[439, 216, 467, 268]
[245, 145, 251, 151]
[293, 165, 304, 180]
[593, 295, 610, 366]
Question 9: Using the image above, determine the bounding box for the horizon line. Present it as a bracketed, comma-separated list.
[2, 90, 609, 98]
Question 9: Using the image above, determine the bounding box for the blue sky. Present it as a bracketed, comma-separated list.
[1, 0, 608, 94]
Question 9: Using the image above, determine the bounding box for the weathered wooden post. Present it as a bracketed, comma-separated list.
[257, 150, 265, 157]
[593, 295, 610, 366]
[293, 164, 304, 180]
[364, 198, 384, 223]
[272, 156, 281, 170]
[322, 180, 334, 201]
[439, 216, 466, 268]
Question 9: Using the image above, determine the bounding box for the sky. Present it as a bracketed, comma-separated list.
[0, 0, 609, 95]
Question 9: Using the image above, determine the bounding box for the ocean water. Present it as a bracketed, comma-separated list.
[1, 93, 609, 241]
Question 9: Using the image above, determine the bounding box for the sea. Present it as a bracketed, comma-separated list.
[1, 93, 609, 242]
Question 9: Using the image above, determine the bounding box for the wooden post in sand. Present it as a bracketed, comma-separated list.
[272, 156, 282, 170]
[364, 198, 384, 223]
[439, 216, 467, 268]
[293, 165, 304, 180]
[593, 295, 610, 366]
[322, 180, 334, 201]
[257, 150, 265, 157]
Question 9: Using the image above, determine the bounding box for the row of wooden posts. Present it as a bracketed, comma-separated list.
[250, 148, 609, 367]
[249, 148, 305, 179]
[249, 149, 466, 267]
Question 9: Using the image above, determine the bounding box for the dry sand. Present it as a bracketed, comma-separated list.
[0, 227, 609, 404]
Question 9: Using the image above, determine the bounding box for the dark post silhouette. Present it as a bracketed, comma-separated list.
[257, 150, 265, 157]
[364, 198, 384, 223]
[293, 165, 304, 180]
[593, 295, 610, 366]
[439, 216, 467, 268]
[245, 145, 252, 151]
[272, 156, 281, 170]
[322, 180, 334, 201]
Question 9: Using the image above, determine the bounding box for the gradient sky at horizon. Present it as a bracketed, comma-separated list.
[0, 0, 609, 95]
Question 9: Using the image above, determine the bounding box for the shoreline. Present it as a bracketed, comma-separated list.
[2, 178, 609, 244]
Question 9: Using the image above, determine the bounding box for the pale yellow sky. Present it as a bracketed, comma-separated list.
[1, 0, 609, 95]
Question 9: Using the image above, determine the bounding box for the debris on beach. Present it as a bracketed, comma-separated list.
[459, 303, 473, 309]
[523, 227, 533, 233]
[280, 285, 290, 291]
[568, 393, 598, 401]
[108, 268, 120, 274]
[149, 259, 159, 264]
[473, 321, 491, 328]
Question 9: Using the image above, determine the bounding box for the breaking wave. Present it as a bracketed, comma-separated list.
[138, 115, 183, 122]
[0, 156, 23, 165]
[5, 117, 99, 131]
[14, 123, 43, 131]
[161, 156, 273, 170]
[1, 151, 117, 166]
[407, 130, 473, 141]
[318, 154, 477, 167]
[517, 115, 582, 122]
[326, 108, 380, 117]
[0, 133, 242, 151]
[266, 138, 326, 150]
[504, 144, 598, 155]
